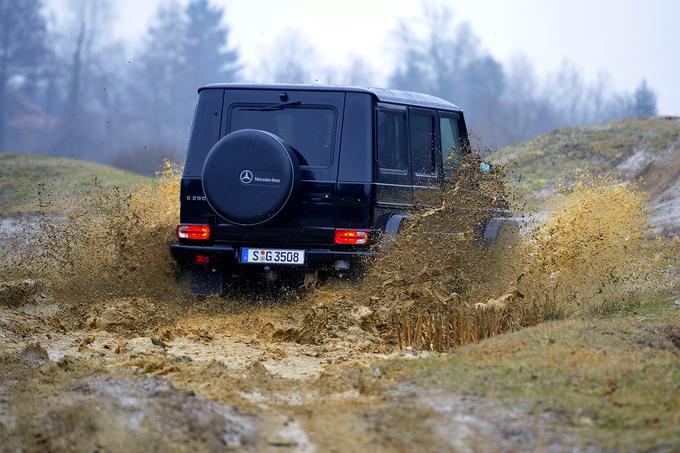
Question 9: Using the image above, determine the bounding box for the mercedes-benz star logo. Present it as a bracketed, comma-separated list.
[239, 169, 254, 184]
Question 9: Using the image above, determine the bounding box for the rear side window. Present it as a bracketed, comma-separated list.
[377, 109, 407, 172]
[440, 114, 462, 167]
[229, 106, 336, 167]
[409, 110, 436, 175]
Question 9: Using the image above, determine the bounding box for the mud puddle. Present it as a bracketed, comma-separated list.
[0, 291, 412, 452]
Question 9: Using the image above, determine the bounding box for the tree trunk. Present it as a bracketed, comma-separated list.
[67, 17, 86, 119]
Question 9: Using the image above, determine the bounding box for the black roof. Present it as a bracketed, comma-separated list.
[199, 83, 462, 112]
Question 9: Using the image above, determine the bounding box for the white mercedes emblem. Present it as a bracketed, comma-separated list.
[239, 169, 254, 184]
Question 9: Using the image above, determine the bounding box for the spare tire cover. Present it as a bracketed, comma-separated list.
[202, 129, 301, 226]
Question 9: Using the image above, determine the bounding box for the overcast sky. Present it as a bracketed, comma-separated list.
[45, 0, 680, 114]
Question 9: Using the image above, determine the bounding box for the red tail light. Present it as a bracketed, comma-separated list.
[194, 254, 210, 264]
[334, 229, 369, 245]
[177, 224, 210, 240]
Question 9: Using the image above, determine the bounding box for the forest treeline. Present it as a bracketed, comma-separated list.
[0, 0, 658, 174]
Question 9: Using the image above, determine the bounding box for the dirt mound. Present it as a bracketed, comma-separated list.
[17, 342, 50, 366]
[1, 358, 258, 453]
[0, 152, 148, 215]
[494, 117, 680, 232]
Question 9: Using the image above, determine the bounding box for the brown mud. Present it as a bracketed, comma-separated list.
[1, 157, 677, 451]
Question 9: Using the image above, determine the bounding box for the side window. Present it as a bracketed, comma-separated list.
[440, 114, 462, 168]
[409, 110, 436, 175]
[377, 109, 407, 172]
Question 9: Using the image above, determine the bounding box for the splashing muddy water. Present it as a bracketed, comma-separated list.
[0, 155, 667, 350]
[4, 164, 178, 287]
[278, 159, 664, 351]
[375, 172, 662, 350]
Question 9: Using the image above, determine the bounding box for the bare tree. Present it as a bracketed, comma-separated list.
[499, 54, 559, 143]
[632, 79, 657, 117]
[0, 0, 49, 150]
[52, 0, 115, 157]
[389, 5, 507, 147]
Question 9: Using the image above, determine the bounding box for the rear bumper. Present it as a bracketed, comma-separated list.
[170, 243, 376, 270]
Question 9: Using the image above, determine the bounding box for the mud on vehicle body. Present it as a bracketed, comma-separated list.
[171, 84, 507, 295]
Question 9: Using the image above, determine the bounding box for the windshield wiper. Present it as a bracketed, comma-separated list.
[242, 100, 301, 111]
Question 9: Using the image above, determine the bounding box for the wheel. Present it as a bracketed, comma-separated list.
[493, 218, 520, 250]
[179, 266, 224, 296]
[483, 217, 520, 248]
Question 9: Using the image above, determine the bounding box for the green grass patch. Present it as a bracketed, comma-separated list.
[591, 289, 680, 321]
[493, 117, 680, 200]
[0, 153, 149, 215]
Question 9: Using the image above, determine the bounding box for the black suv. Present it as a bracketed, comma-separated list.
[171, 84, 482, 294]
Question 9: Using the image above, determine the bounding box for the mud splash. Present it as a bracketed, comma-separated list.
[1, 162, 186, 333]
[386, 174, 665, 350]
[285, 157, 664, 351]
[521, 176, 651, 315]
[0, 154, 668, 352]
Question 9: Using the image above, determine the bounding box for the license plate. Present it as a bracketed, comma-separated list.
[241, 248, 305, 265]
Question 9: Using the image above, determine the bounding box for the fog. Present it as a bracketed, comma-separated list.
[1, 0, 675, 174]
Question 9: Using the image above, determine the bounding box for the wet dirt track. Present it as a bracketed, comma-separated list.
[0, 281, 602, 453]
[1, 157, 676, 452]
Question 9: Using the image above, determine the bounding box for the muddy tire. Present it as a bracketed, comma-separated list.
[483, 218, 520, 248]
[491, 218, 520, 250]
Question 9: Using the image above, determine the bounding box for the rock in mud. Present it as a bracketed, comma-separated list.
[17, 342, 50, 366]
[88, 306, 124, 330]
[0, 279, 48, 307]
[264, 416, 315, 451]
[151, 336, 168, 349]
[17, 376, 259, 452]
[349, 304, 373, 322]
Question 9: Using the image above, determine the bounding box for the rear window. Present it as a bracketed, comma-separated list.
[229, 106, 336, 167]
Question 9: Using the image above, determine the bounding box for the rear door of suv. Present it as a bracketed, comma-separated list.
[217, 89, 345, 246]
[375, 103, 413, 223]
[409, 108, 442, 208]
